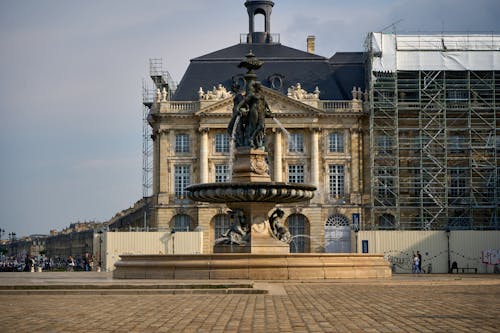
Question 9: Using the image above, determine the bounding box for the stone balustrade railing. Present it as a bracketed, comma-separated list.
[320, 100, 363, 112]
[153, 100, 362, 113]
[158, 101, 200, 113]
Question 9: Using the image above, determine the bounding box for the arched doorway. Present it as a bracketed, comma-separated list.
[171, 214, 192, 232]
[286, 214, 309, 253]
[324, 214, 351, 253]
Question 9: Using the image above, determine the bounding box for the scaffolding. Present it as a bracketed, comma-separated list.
[367, 33, 500, 230]
[142, 58, 176, 228]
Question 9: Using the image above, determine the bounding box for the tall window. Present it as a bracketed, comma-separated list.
[449, 168, 468, 198]
[288, 133, 304, 153]
[213, 214, 230, 240]
[329, 131, 344, 153]
[215, 164, 229, 183]
[215, 133, 230, 153]
[376, 135, 393, 155]
[329, 165, 345, 198]
[174, 164, 190, 198]
[173, 214, 191, 232]
[288, 165, 304, 183]
[175, 134, 190, 153]
[377, 167, 395, 203]
[287, 214, 307, 253]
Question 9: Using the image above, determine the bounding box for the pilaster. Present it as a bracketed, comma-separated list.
[199, 128, 209, 184]
[274, 129, 283, 182]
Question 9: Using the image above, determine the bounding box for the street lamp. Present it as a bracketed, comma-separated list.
[170, 228, 176, 255]
[0, 228, 5, 240]
[97, 230, 103, 270]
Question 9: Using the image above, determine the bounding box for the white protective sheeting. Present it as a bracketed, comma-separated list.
[370, 32, 500, 72]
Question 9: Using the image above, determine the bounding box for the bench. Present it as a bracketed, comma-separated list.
[450, 262, 477, 274]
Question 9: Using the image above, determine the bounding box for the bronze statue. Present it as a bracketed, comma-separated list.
[269, 208, 291, 243]
[227, 82, 245, 146]
[236, 81, 273, 149]
[215, 209, 250, 245]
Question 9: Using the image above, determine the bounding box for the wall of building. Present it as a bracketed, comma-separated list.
[357, 230, 500, 273]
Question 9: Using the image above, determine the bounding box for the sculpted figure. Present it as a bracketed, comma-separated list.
[269, 208, 291, 243]
[215, 210, 249, 245]
[227, 83, 246, 145]
[237, 82, 272, 149]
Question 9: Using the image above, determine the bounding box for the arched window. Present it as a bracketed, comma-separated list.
[378, 214, 395, 230]
[172, 214, 191, 232]
[325, 214, 350, 227]
[287, 214, 308, 253]
[213, 214, 230, 241]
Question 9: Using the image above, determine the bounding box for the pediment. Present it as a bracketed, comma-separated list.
[195, 87, 324, 118]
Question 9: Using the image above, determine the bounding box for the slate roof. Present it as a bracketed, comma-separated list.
[172, 43, 366, 101]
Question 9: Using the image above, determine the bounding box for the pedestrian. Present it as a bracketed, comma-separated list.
[417, 251, 424, 273]
[83, 252, 92, 271]
[23, 254, 32, 272]
[66, 255, 75, 272]
[412, 253, 420, 274]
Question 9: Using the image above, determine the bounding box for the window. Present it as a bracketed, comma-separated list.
[287, 214, 307, 253]
[376, 135, 393, 155]
[173, 214, 191, 232]
[449, 168, 468, 199]
[449, 135, 466, 154]
[174, 164, 190, 198]
[288, 133, 304, 153]
[378, 214, 395, 230]
[329, 165, 345, 198]
[215, 133, 230, 153]
[215, 164, 229, 183]
[213, 214, 230, 240]
[175, 134, 190, 153]
[377, 167, 395, 203]
[288, 165, 304, 183]
[329, 131, 344, 153]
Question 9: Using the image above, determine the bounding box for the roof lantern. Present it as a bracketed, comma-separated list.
[245, 0, 274, 44]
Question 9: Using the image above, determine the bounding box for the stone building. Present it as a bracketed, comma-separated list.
[145, 0, 368, 253]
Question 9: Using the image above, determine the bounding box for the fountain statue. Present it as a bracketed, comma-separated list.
[187, 52, 316, 254]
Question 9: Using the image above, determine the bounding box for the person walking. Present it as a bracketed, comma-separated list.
[417, 251, 424, 273]
[66, 255, 75, 272]
[412, 253, 420, 274]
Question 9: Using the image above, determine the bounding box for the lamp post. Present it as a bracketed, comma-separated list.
[445, 226, 451, 273]
[97, 230, 103, 270]
[171, 228, 176, 255]
[0, 228, 5, 240]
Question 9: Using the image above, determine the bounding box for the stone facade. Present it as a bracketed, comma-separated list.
[147, 87, 368, 253]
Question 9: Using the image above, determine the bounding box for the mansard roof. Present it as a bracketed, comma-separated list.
[173, 43, 366, 102]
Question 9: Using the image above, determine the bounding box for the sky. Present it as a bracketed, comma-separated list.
[1, 0, 499, 238]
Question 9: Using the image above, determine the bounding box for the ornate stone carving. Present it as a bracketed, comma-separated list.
[250, 154, 269, 175]
[198, 84, 232, 100]
[287, 83, 320, 100]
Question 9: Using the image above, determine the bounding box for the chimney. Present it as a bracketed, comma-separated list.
[307, 35, 315, 54]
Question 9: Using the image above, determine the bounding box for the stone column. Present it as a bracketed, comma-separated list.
[311, 128, 320, 202]
[350, 129, 361, 204]
[199, 128, 209, 184]
[274, 129, 283, 182]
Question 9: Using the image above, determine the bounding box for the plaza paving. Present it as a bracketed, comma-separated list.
[0, 272, 499, 332]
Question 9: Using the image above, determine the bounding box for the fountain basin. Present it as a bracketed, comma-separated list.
[186, 182, 316, 204]
[113, 253, 392, 280]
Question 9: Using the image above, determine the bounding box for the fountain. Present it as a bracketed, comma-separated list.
[113, 53, 391, 280]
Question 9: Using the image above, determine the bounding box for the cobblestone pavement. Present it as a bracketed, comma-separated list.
[0, 275, 499, 332]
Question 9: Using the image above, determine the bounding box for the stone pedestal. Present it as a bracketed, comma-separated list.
[231, 147, 271, 182]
